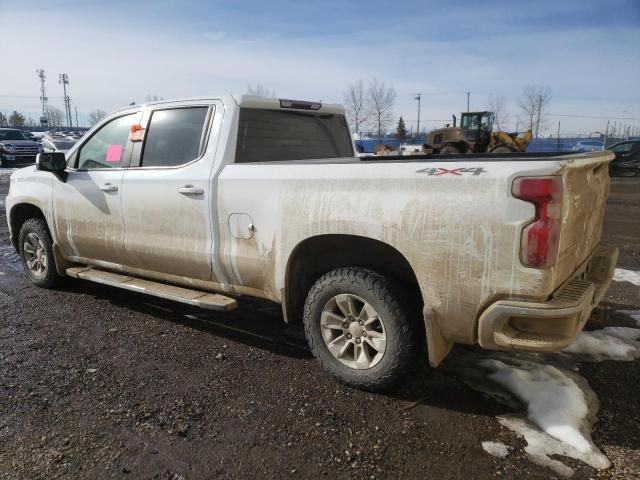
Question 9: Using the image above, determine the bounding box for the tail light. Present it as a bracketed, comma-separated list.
[512, 176, 563, 268]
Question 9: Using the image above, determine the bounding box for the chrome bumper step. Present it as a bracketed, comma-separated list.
[66, 267, 238, 311]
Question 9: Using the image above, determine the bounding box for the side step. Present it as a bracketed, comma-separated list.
[66, 267, 238, 311]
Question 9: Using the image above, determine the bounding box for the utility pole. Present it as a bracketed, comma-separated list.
[604, 120, 609, 148]
[466, 91, 470, 112]
[36, 69, 48, 125]
[414, 93, 421, 141]
[59, 73, 71, 128]
[556, 120, 561, 152]
[75, 106, 79, 129]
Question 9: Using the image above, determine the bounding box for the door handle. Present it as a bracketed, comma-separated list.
[100, 183, 118, 192]
[178, 186, 204, 195]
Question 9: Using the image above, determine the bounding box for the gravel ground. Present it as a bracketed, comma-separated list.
[0, 172, 638, 479]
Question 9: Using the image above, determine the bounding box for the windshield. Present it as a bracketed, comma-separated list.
[0, 130, 28, 141]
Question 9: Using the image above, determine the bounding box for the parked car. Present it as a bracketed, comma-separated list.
[572, 140, 603, 152]
[5, 95, 618, 391]
[0, 128, 43, 167]
[41, 138, 77, 153]
[606, 140, 640, 176]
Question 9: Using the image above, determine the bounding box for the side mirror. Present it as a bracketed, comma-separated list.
[36, 152, 67, 172]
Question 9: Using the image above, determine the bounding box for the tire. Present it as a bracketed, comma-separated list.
[439, 144, 460, 155]
[491, 145, 518, 154]
[303, 267, 418, 391]
[18, 218, 61, 288]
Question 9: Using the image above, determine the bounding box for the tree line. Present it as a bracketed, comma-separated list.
[0, 107, 111, 129]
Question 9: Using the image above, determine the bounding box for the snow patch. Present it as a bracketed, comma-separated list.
[619, 310, 640, 327]
[613, 268, 640, 286]
[563, 327, 640, 361]
[480, 358, 610, 476]
[481, 441, 511, 458]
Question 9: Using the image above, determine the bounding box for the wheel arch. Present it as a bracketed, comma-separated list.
[9, 203, 47, 249]
[282, 234, 425, 335]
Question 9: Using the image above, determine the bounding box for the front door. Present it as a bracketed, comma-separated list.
[53, 112, 140, 265]
[120, 104, 215, 280]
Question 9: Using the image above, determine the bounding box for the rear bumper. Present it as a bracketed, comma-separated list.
[478, 244, 618, 352]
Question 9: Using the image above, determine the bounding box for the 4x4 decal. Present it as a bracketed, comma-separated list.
[416, 167, 486, 176]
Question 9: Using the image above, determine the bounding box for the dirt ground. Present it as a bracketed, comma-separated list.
[0, 172, 638, 480]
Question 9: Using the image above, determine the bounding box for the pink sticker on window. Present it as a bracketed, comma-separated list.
[105, 144, 123, 162]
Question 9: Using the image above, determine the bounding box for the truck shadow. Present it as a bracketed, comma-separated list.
[57, 278, 519, 418]
[57, 278, 640, 435]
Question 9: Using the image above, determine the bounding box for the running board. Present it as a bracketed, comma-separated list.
[66, 267, 237, 311]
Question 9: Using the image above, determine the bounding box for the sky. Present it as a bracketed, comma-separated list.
[1, 0, 639, 135]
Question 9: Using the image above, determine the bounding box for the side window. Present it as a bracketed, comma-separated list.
[77, 114, 136, 169]
[140, 107, 209, 167]
[611, 142, 632, 153]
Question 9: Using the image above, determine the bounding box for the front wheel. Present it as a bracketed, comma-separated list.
[18, 218, 62, 288]
[303, 267, 419, 391]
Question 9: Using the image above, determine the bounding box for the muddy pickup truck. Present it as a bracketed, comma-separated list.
[5, 95, 618, 390]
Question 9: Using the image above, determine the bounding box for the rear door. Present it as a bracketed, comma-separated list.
[120, 102, 216, 280]
[53, 111, 140, 264]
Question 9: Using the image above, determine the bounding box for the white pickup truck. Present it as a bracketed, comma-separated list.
[5, 95, 618, 390]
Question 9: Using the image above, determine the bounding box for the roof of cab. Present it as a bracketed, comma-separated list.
[109, 95, 345, 116]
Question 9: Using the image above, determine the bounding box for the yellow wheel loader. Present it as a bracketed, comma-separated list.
[426, 111, 532, 154]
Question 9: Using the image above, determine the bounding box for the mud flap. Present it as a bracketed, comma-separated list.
[424, 306, 453, 367]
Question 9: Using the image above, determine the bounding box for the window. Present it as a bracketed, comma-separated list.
[0, 130, 28, 141]
[461, 113, 493, 131]
[235, 109, 354, 163]
[610, 142, 633, 153]
[77, 114, 135, 169]
[140, 107, 209, 167]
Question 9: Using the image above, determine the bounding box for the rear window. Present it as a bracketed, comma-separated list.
[235, 109, 353, 163]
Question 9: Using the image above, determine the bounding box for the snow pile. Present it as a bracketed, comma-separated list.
[613, 268, 640, 286]
[480, 358, 611, 476]
[619, 310, 640, 327]
[481, 441, 511, 458]
[563, 327, 640, 361]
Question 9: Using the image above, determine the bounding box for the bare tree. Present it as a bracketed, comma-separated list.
[343, 80, 369, 136]
[8, 111, 25, 127]
[145, 94, 164, 102]
[366, 78, 396, 141]
[88, 109, 108, 126]
[25, 116, 39, 127]
[0, 112, 7, 126]
[487, 94, 508, 131]
[46, 107, 65, 128]
[247, 83, 276, 98]
[518, 85, 551, 138]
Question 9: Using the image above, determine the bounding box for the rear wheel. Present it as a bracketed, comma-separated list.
[491, 145, 518, 153]
[18, 218, 61, 288]
[439, 144, 460, 154]
[303, 267, 418, 391]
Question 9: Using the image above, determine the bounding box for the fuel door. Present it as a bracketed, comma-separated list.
[228, 213, 255, 240]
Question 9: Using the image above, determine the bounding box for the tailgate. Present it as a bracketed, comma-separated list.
[554, 151, 614, 286]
